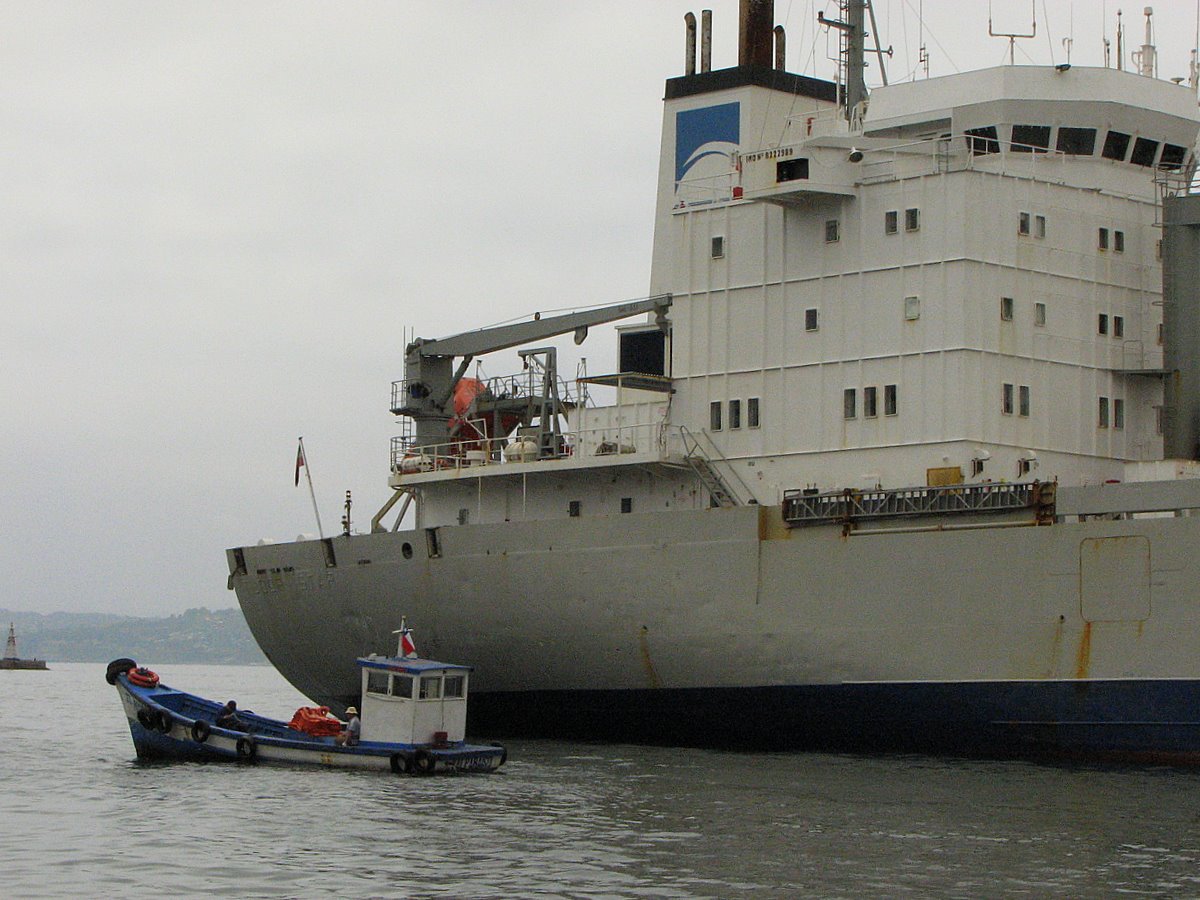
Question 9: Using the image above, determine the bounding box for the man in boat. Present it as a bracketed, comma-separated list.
[335, 706, 360, 746]
[215, 700, 245, 731]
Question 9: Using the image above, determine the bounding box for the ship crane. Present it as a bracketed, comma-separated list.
[397, 294, 672, 453]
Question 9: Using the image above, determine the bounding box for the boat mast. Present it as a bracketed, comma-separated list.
[819, 0, 868, 123]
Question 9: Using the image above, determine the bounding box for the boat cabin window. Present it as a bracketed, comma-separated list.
[729, 399, 741, 429]
[965, 126, 999, 155]
[419, 676, 442, 700]
[1160, 144, 1188, 171]
[710, 401, 722, 431]
[864, 386, 878, 418]
[620, 328, 666, 377]
[710, 235, 725, 259]
[777, 158, 809, 182]
[748, 398, 760, 428]
[367, 671, 390, 695]
[805, 308, 819, 331]
[843, 388, 857, 419]
[1102, 130, 1131, 161]
[1000, 296, 1014, 321]
[1056, 127, 1096, 156]
[824, 219, 840, 243]
[1011, 124, 1050, 153]
[444, 675, 465, 699]
[884, 384, 898, 416]
[885, 210, 898, 235]
[1018, 212, 1030, 235]
[392, 675, 413, 698]
[905, 208, 920, 232]
[1131, 137, 1159, 167]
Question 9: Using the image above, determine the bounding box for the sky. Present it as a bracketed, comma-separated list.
[5, 0, 1200, 616]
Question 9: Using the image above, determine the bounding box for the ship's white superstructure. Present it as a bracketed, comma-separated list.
[229, 2, 1200, 760]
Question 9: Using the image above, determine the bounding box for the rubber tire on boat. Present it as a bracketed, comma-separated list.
[390, 753, 410, 775]
[137, 708, 156, 729]
[155, 710, 173, 734]
[105, 658, 137, 685]
[236, 737, 257, 761]
[413, 750, 434, 774]
[191, 720, 211, 743]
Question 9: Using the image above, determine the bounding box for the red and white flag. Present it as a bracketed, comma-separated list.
[400, 626, 417, 658]
[294, 439, 307, 486]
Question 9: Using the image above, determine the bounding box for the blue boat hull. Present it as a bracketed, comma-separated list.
[466, 679, 1200, 763]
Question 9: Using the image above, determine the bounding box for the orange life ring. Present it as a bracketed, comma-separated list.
[128, 667, 160, 688]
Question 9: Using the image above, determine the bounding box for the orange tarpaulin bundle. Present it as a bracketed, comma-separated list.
[288, 706, 343, 736]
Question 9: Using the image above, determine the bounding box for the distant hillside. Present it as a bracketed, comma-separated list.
[0, 607, 267, 664]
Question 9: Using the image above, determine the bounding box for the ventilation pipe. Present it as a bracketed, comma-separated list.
[774, 25, 786, 70]
[701, 10, 712, 73]
[739, 0, 774, 68]
[685, 12, 697, 75]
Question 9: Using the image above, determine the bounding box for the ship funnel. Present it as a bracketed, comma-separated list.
[739, 0, 774, 68]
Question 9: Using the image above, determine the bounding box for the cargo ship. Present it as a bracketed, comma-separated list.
[228, 1, 1200, 760]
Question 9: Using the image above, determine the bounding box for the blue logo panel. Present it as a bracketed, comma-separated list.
[675, 102, 740, 189]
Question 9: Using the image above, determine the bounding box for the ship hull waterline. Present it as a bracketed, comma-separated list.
[230, 503, 1200, 761]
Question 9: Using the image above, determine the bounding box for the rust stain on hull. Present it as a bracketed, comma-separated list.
[1074, 620, 1093, 680]
[639, 625, 662, 689]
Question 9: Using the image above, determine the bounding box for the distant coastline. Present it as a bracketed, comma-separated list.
[0, 607, 267, 665]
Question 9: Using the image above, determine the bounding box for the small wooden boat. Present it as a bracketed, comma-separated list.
[105, 630, 506, 774]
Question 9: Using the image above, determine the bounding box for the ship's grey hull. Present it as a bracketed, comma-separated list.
[229, 503, 1200, 759]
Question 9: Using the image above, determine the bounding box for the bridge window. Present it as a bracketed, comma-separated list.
[419, 676, 442, 700]
[444, 675, 465, 699]
[1103, 130, 1131, 161]
[1057, 127, 1096, 156]
[1012, 124, 1050, 153]
[966, 126, 999, 155]
[367, 671, 389, 695]
[1160, 144, 1188, 171]
[777, 158, 809, 182]
[1131, 137, 1159, 167]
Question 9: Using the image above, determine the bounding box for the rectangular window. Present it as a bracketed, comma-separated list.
[1160, 144, 1188, 171]
[885, 210, 898, 235]
[1098, 313, 1108, 336]
[620, 497, 633, 514]
[1035, 215, 1046, 239]
[1114, 230, 1125, 253]
[1012, 124, 1051, 153]
[1131, 137, 1160, 167]
[1114, 316, 1124, 339]
[904, 296, 920, 321]
[748, 397, 760, 428]
[367, 671, 390, 695]
[864, 386, 878, 418]
[711, 236, 725, 259]
[905, 208, 920, 231]
[1102, 130, 1132, 161]
[1099, 396, 1110, 428]
[1035, 301, 1046, 326]
[824, 219, 840, 243]
[1114, 398, 1125, 430]
[568, 500, 581, 517]
[1057, 127, 1097, 156]
[884, 384, 898, 416]
[1001, 297, 1014, 321]
[392, 675, 413, 699]
[1098, 227, 1109, 250]
[1002, 383, 1014, 415]
[710, 401, 722, 431]
[805, 308, 819, 331]
[419, 676, 442, 700]
[777, 158, 810, 181]
[966, 126, 1000, 155]
[729, 399, 741, 430]
[843, 388, 857, 419]
[443, 675, 465, 699]
[1019, 385, 1030, 417]
[1018, 211, 1031, 235]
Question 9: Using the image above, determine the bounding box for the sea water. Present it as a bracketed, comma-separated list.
[3, 663, 1200, 898]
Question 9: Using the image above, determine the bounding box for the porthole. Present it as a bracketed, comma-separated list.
[402, 542, 413, 559]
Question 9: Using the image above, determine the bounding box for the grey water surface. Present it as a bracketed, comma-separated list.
[3, 663, 1199, 898]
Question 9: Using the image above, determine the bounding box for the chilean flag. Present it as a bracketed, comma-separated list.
[400, 626, 417, 658]
[294, 440, 306, 487]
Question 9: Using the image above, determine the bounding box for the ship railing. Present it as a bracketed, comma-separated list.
[389, 420, 672, 476]
[781, 480, 1055, 528]
[391, 373, 577, 416]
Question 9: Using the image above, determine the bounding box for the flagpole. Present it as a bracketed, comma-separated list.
[298, 436, 325, 539]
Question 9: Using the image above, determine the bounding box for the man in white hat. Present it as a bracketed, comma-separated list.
[335, 706, 361, 746]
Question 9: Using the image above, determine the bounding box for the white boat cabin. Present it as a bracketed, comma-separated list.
[357, 655, 470, 745]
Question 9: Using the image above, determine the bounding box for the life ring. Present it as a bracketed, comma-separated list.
[128, 667, 160, 688]
[191, 720, 211, 743]
[390, 752, 410, 775]
[155, 710, 173, 734]
[105, 658, 137, 685]
[236, 736, 257, 761]
[136, 708, 156, 729]
[413, 750, 434, 774]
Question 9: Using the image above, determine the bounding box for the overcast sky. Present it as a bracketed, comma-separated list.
[5, 1, 1198, 617]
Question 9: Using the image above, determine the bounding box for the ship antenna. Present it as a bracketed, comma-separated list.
[818, 0, 868, 123]
[989, 0, 1036, 66]
[864, 0, 892, 86]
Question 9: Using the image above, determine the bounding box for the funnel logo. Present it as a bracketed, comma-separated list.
[675, 102, 740, 202]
